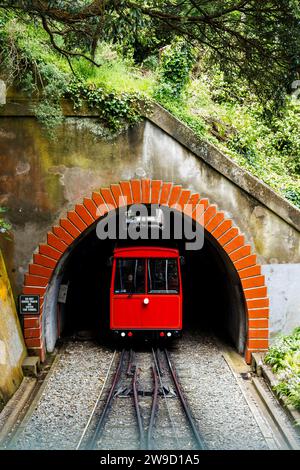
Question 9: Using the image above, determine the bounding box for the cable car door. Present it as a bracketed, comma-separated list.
[110, 258, 146, 329]
[141, 258, 182, 329]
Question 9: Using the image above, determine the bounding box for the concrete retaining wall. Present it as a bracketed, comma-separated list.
[0, 97, 299, 342]
[0, 249, 26, 408]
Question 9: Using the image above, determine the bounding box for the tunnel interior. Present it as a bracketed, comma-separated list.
[51, 206, 246, 353]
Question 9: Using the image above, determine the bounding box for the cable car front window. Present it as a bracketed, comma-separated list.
[114, 259, 145, 294]
[148, 259, 179, 294]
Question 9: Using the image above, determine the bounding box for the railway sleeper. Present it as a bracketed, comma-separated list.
[114, 387, 177, 398]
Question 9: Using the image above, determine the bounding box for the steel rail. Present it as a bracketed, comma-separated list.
[147, 364, 159, 450]
[152, 348, 181, 449]
[164, 348, 206, 450]
[85, 348, 126, 450]
[132, 365, 146, 449]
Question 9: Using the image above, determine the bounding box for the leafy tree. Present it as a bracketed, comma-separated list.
[0, 1, 300, 103]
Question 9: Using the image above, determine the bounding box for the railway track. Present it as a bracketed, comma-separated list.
[4, 335, 297, 450]
[77, 348, 206, 450]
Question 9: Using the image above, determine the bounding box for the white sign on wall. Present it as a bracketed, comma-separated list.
[58, 284, 69, 303]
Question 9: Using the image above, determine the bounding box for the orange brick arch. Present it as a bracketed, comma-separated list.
[22, 179, 269, 363]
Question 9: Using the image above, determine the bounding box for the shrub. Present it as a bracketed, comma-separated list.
[265, 327, 300, 410]
[0, 207, 11, 238]
[154, 39, 196, 101]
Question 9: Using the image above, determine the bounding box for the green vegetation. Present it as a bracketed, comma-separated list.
[265, 328, 300, 411]
[0, 8, 299, 208]
[2, 1, 300, 105]
[156, 66, 300, 208]
[154, 40, 196, 100]
[67, 79, 151, 132]
[0, 15, 151, 134]
[0, 208, 11, 237]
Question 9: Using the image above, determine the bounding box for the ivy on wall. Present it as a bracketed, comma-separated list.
[67, 80, 150, 132]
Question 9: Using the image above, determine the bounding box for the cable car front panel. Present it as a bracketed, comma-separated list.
[110, 247, 182, 333]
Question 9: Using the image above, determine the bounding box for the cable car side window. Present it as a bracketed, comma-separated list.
[114, 259, 145, 294]
[148, 258, 179, 294]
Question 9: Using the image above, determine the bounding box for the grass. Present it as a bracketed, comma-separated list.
[73, 43, 156, 95]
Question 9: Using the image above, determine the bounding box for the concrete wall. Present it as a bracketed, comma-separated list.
[262, 264, 300, 340]
[0, 249, 26, 408]
[0, 101, 299, 340]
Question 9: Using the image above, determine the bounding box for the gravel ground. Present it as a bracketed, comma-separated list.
[170, 331, 269, 450]
[11, 341, 114, 450]
[10, 332, 274, 450]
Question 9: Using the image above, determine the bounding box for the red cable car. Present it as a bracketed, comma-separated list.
[110, 247, 182, 338]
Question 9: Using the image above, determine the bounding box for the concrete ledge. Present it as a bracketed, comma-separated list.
[0, 377, 36, 446]
[8, 349, 61, 448]
[252, 353, 300, 431]
[22, 356, 40, 378]
[252, 376, 300, 449]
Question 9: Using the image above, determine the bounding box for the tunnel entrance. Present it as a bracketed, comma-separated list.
[22, 179, 269, 363]
[50, 206, 246, 354]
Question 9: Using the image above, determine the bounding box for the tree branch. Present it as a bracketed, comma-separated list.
[41, 15, 100, 67]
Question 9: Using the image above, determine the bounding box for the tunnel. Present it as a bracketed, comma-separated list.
[42, 205, 246, 355]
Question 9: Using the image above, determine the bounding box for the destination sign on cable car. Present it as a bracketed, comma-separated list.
[125, 207, 164, 228]
[19, 295, 40, 315]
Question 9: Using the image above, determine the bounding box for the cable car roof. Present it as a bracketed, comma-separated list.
[113, 246, 179, 258]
